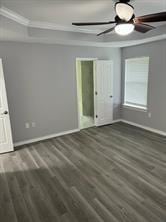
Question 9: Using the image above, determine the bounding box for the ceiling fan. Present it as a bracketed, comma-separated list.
[72, 0, 166, 36]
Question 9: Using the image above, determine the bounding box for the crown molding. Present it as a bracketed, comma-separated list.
[0, 36, 118, 47]
[28, 21, 100, 34]
[0, 6, 100, 34]
[0, 6, 29, 26]
[1, 33, 166, 48]
[120, 33, 166, 47]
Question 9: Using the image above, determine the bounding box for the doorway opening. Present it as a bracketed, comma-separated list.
[76, 59, 96, 129]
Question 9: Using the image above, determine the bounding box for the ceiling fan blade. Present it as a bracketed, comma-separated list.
[134, 23, 155, 33]
[135, 12, 166, 23]
[97, 27, 115, 36]
[72, 21, 115, 26]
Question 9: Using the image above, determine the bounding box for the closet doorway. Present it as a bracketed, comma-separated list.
[76, 58, 96, 129]
[76, 58, 114, 130]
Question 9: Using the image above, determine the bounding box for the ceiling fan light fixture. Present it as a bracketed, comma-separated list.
[115, 23, 134, 35]
[115, 2, 134, 21]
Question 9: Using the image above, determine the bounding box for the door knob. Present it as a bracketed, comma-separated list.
[2, 111, 8, 115]
[110, 96, 113, 98]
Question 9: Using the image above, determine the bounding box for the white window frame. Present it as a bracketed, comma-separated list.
[123, 57, 149, 111]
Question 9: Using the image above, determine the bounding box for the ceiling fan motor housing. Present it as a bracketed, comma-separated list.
[115, 14, 135, 23]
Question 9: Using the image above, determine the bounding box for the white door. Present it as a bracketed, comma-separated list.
[94, 60, 114, 126]
[0, 59, 13, 154]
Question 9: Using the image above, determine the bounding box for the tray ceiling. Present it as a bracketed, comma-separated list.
[1, 0, 166, 30]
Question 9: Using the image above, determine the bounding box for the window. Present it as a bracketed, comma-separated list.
[124, 57, 149, 110]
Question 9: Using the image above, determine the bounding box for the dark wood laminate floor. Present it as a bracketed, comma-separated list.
[0, 122, 166, 222]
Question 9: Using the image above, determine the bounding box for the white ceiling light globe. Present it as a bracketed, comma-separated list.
[116, 3, 134, 21]
[115, 23, 134, 35]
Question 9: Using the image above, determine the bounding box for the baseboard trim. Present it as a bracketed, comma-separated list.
[14, 119, 122, 147]
[111, 119, 122, 124]
[14, 128, 80, 147]
[121, 120, 166, 136]
[14, 119, 166, 147]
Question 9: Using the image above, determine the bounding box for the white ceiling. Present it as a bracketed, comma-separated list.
[1, 0, 166, 31]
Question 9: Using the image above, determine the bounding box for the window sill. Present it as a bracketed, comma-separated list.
[123, 104, 147, 112]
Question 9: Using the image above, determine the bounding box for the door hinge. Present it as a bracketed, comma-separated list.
[95, 91, 98, 95]
[96, 115, 98, 118]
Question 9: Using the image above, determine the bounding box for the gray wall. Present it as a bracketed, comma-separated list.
[0, 41, 121, 143]
[121, 40, 166, 132]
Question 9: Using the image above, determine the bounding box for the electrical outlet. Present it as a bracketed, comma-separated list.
[32, 122, 36, 127]
[148, 112, 151, 118]
[25, 122, 30, 129]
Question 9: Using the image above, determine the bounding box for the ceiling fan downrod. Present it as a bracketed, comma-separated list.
[118, 0, 131, 3]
